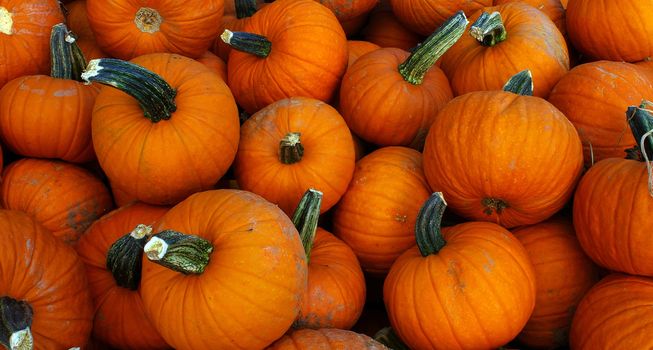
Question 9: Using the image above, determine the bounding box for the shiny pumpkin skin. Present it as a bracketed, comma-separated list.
[440, 2, 569, 98]
[266, 328, 389, 349]
[91, 53, 240, 205]
[570, 274, 653, 349]
[422, 91, 584, 228]
[512, 218, 599, 349]
[493, 0, 566, 35]
[140, 190, 308, 350]
[388, 0, 491, 36]
[235, 97, 355, 216]
[227, 0, 348, 114]
[0, 209, 94, 348]
[548, 61, 653, 166]
[75, 202, 170, 350]
[346, 40, 381, 68]
[332, 147, 431, 274]
[384, 221, 537, 350]
[86, 0, 224, 59]
[0, 158, 114, 244]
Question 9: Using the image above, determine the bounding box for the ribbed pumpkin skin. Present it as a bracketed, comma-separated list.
[235, 97, 355, 216]
[196, 50, 228, 82]
[227, 0, 348, 114]
[513, 218, 599, 349]
[1, 158, 114, 244]
[314, 0, 379, 21]
[65, 0, 109, 60]
[384, 221, 536, 350]
[548, 61, 653, 166]
[346, 40, 381, 67]
[0, 75, 99, 163]
[333, 147, 431, 274]
[493, 0, 566, 35]
[389, 0, 491, 36]
[570, 274, 653, 349]
[266, 328, 389, 349]
[566, 0, 653, 62]
[0, 210, 94, 348]
[423, 91, 583, 228]
[295, 228, 366, 330]
[440, 2, 569, 98]
[86, 0, 224, 60]
[76, 203, 169, 350]
[360, 10, 423, 51]
[140, 190, 308, 350]
[573, 158, 653, 276]
[0, 0, 64, 88]
[91, 53, 240, 205]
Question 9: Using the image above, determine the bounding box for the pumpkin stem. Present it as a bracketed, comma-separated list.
[135, 7, 162, 34]
[291, 188, 323, 263]
[50, 23, 87, 81]
[0, 7, 12, 35]
[470, 12, 507, 46]
[415, 192, 448, 257]
[0, 297, 33, 350]
[221, 29, 271, 58]
[503, 70, 533, 96]
[144, 230, 213, 274]
[235, 0, 258, 19]
[279, 132, 304, 164]
[626, 100, 653, 197]
[398, 11, 468, 85]
[106, 224, 153, 290]
[482, 197, 510, 216]
[80, 58, 177, 122]
[374, 327, 410, 350]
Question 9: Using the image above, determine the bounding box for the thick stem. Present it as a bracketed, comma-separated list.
[470, 12, 507, 46]
[374, 327, 410, 350]
[627, 101, 653, 159]
[144, 230, 213, 274]
[81, 58, 177, 122]
[221, 29, 271, 58]
[135, 7, 162, 34]
[482, 198, 509, 216]
[235, 0, 258, 19]
[279, 132, 304, 164]
[415, 192, 448, 257]
[106, 224, 153, 290]
[0, 7, 12, 35]
[0, 297, 33, 350]
[503, 70, 533, 96]
[398, 11, 468, 85]
[50, 23, 87, 81]
[291, 189, 323, 262]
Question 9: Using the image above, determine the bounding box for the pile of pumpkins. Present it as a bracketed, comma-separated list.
[0, 0, 652, 349]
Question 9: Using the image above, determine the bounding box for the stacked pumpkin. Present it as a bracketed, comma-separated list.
[0, 0, 653, 349]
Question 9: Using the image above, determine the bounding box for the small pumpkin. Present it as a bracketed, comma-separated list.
[360, 9, 423, 51]
[195, 50, 228, 82]
[266, 328, 389, 349]
[347, 40, 381, 68]
[493, 0, 566, 35]
[389, 0, 491, 36]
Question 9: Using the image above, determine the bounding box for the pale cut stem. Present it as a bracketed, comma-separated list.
[0, 7, 12, 35]
[9, 328, 32, 350]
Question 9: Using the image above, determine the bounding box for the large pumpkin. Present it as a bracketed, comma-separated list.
[493, 0, 566, 35]
[389, 0, 491, 36]
[266, 328, 389, 349]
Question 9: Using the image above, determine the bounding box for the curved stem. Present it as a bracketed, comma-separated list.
[503, 70, 533, 96]
[81, 58, 177, 122]
[627, 100, 653, 197]
[398, 11, 468, 85]
[235, 0, 258, 19]
[106, 224, 153, 290]
[221, 29, 271, 58]
[50, 23, 87, 81]
[415, 192, 448, 257]
[0, 297, 33, 350]
[279, 132, 304, 164]
[470, 12, 507, 46]
[291, 189, 323, 263]
[144, 230, 213, 274]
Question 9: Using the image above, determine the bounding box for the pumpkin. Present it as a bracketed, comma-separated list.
[86, 0, 224, 60]
[493, 0, 566, 35]
[0, 23, 99, 163]
[0, 209, 93, 348]
[440, 2, 569, 98]
[347, 40, 381, 68]
[333, 146, 432, 274]
[75, 202, 169, 349]
[0, 0, 64, 88]
[82, 53, 240, 205]
[222, 0, 348, 114]
[360, 9, 423, 51]
[140, 189, 308, 349]
[235, 97, 355, 216]
[292, 190, 366, 330]
[389, 0, 491, 36]
[266, 328, 389, 349]
[573, 102, 653, 276]
[548, 61, 653, 166]
[313, 0, 379, 22]
[512, 217, 599, 349]
[566, 0, 653, 62]
[422, 71, 584, 228]
[195, 50, 228, 82]
[570, 274, 653, 349]
[383, 192, 537, 350]
[64, 0, 109, 60]
[339, 12, 465, 148]
[1, 158, 114, 244]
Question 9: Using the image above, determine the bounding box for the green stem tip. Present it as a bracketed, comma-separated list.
[221, 29, 271, 58]
[470, 11, 507, 46]
[106, 224, 153, 290]
[50, 23, 86, 81]
[291, 188, 323, 262]
[415, 192, 448, 257]
[503, 69, 533, 96]
[144, 230, 213, 275]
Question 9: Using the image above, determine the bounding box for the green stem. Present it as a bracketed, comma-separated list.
[235, 0, 258, 19]
[144, 230, 213, 274]
[291, 189, 323, 263]
[503, 70, 533, 96]
[106, 224, 153, 290]
[470, 12, 507, 46]
[0, 297, 33, 350]
[220, 29, 271, 58]
[279, 132, 304, 164]
[398, 11, 468, 85]
[415, 192, 448, 257]
[627, 100, 653, 160]
[50, 23, 87, 81]
[80, 58, 177, 122]
[374, 327, 410, 350]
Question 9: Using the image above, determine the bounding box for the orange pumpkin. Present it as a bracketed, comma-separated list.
[266, 328, 389, 349]
[389, 0, 491, 35]
[195, 50, 228, 82]
[493, 0, 566, 35]
[360, 9, 423, 51]
[347, 40, 381, 68]
[314, 0, 379, 21]
[64, 0, 109, 60]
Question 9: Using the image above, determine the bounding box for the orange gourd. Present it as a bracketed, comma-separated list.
[389, 0, 491, 36]
[266, 328, 389, 349]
